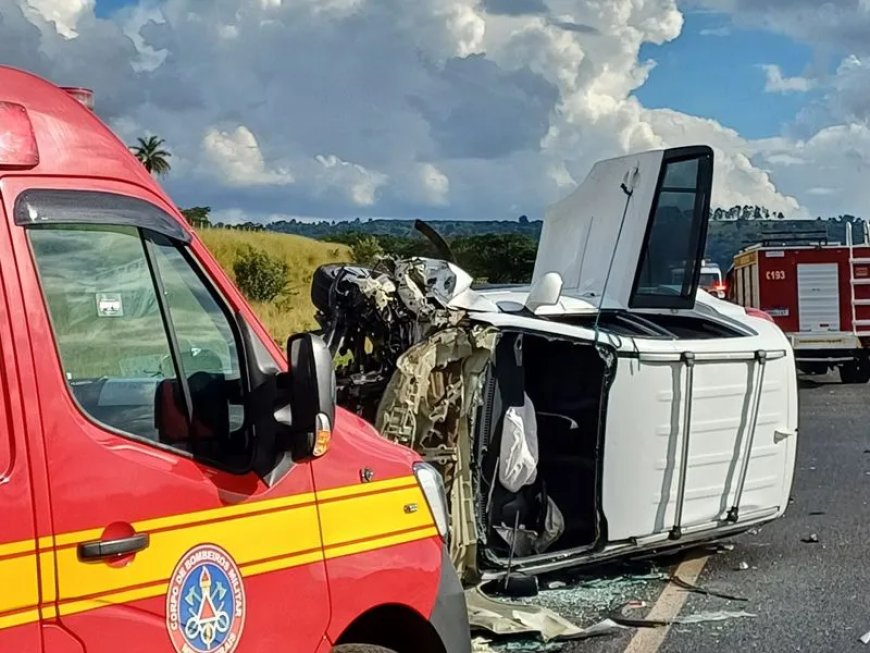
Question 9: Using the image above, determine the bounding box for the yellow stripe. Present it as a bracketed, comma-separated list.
[55, 504, 323, 600]
[59, 583, 171, 618]
[50, 477, 410, 549]
[0, 539, 35, 557]
[319, 484, 432, 547]
[0, 476, 436, 631]
[241, 549, 325, 577]
[326, 527, 439, 560]
[317, 476, 418, 501]
[0, 609, 40, 630]
[38, 551, 56, 603]
[52, 491, 318, 548]
[0, 554, 39, 615]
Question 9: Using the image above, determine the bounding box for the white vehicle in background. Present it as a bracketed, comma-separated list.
[673, 259, 726, 298]
[312, 146, 799, 581]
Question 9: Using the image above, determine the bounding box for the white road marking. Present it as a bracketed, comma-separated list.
[622, 553, 711, 653]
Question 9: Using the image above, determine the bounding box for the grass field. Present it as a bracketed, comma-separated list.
[197, 228, 351, 342]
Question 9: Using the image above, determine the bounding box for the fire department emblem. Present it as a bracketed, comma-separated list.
[166, 544, 245, 653]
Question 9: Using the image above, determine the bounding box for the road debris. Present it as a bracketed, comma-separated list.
[611, 602, 757, 628]
[472, 638, 499, 652]
[734, 561, 750, 571]
[801, 533, 820, 544]
[465, 586, 626, 643]
[860, 629, 870, 645]
[670, 574, 748, 602]
[516, 566, 667, 620]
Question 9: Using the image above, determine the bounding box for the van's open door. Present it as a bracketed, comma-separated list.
[533, 146, 714, 311]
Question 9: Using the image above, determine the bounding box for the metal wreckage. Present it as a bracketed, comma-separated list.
[311, 146, 799, 589]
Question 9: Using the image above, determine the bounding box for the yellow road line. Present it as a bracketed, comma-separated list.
[623, 554, 710, 653]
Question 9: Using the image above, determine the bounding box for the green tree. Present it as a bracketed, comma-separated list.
[233, 246, 289, 302]
[452, 234, 538, 283]
[130, 136, 172, 176]
[180, 206, 212, 228]
[350, 235, 385, 266]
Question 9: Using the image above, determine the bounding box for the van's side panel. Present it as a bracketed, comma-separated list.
[0, 193, 42, 650]
[602, 323, 796, 541]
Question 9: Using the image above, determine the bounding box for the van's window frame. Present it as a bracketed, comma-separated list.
[14, 189, 190, 243]
[22, 193, 255, 474]
[629, 146, 714, 310]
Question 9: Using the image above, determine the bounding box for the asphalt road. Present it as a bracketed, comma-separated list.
[657, 375, 870, 652]
[552, 375, 870, 653]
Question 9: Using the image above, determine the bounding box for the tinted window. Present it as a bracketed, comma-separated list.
[151, 236, 244, 432]
[29, 224, 247, 466]
[632, 152, 712, 309]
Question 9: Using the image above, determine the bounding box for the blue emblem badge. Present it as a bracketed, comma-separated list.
[167, 544, 245, 653]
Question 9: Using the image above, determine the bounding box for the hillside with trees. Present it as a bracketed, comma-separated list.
[260, 207, 867, 283]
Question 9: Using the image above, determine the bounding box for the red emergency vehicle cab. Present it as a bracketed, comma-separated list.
[729, 226, 870, 383]
[0, 66, 470, 653]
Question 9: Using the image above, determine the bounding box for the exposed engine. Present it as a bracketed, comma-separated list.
[311, 257, 470, 421]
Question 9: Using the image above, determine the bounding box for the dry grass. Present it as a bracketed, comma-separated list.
[197, 228, 351, 342]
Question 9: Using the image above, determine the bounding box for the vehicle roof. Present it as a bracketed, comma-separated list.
[737, 242, 853, 253]
[0, 66, 172, 206]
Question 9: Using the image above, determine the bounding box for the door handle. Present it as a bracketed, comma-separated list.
[77, 533, 150, 561]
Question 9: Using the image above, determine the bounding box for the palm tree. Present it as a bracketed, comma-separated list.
[130, 136, 172, 176]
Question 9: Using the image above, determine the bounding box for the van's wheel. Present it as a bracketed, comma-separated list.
[839, 360, 870, 384]
[332, 646, 397, 653]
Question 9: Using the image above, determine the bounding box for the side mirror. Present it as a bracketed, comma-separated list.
[278, 333, 337, 458]
[525, 272, 563, 313]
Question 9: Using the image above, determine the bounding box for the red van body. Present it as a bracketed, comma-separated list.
[0, 66, 469, 653]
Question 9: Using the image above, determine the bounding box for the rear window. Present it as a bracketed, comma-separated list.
[631, 150, 713, 309]
[699, 272, 721, 287]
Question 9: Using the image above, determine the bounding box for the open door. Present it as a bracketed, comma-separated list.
[533, 146, 713, 311]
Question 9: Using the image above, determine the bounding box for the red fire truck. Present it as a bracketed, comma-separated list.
[728, 227, 870, 383]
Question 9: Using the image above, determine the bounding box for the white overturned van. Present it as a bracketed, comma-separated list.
[312, 145, 799, 580]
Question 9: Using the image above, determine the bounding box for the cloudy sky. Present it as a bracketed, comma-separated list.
[2, 0, 870, 223]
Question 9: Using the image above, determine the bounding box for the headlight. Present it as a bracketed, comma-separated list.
[413, 462, 449, 541]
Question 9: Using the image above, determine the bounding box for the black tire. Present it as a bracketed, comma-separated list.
[310, 263, 374, 313]
[839, 360, 870, 384]
[311, 263, 346, 312]
[332, 646, 398, 653]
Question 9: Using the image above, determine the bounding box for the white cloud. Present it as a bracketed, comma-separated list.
[0, 0, 807, 220]
[699, 26, 731, 37]
[23, 0, 93, 37]
[695, 0, 870, 55]
[418, 163, 450, 206]
[755, 124, 870, 216]
[315, 155, 388, 207]
[760, 64, 816, 94]
[642, 108, 803, 215]
[203, 125, 294, 187]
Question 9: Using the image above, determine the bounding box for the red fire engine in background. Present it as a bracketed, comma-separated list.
[728, 226, 870, 384]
